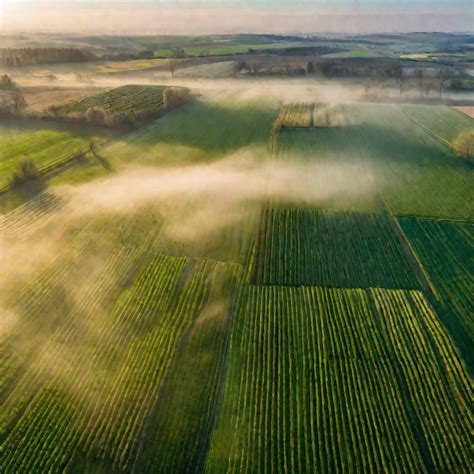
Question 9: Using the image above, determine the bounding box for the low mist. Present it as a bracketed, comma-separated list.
[1, 146, 375, 309]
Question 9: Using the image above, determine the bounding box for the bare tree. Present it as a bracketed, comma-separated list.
[437, 68, 448, 98]
[12, 90, 26, 112]
[417, 68, 423, 98]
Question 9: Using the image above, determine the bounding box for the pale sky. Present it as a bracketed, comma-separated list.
[1, 0, 473, 34]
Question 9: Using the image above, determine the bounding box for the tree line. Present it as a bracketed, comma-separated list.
[0, 48, 96, 67]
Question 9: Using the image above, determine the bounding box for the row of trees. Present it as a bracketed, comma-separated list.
[0, 48, 95, 67]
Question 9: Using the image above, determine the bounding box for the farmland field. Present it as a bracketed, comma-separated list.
[277, 104, 474, 219]
[0, 86, 473, 474]
[402, 104, 474, 143]
[175, 60, 237, 78]
[250, 208, 421, 289]
[206, 285, 472, 473]
[400, 218, 474, 373]
[0, 119, 115, 190]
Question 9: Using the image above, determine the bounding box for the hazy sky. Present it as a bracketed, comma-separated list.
[1, 0, 473, 34]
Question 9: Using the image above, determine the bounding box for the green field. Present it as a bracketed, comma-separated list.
[400, 218, 474, 373]
[251, 208, 421, 289]
[206, 286, 472, 473]
[402, 104, 474, 143]
[98, 94, 279, 167]
[0, 120, 114, 190]
[277, 103, 474, 220]
[0, 94, 472, 472]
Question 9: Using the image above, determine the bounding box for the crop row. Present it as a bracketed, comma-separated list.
[276, 103, 350, 129]
[0, 210, 161, 414]
[0, 191, 62, 236]
[0, 250, 234, 472]
[277, 102, 314, 127]
[0, 194, 247, 472]
[134, 262, 242, 474]
[400, 217, 474, 373]
[206, 285, 473, 473]
[251, 207, 421, 289]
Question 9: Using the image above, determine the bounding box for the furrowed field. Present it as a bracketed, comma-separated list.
[0, 90, 472, 473]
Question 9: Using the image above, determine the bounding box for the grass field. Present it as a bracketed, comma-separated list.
[322, 49, 384, 58]
[402, 104, 474, 143]
[0, 93, 472, 473]
[98, 94, 279, 167]
[0, 119, 115, 190]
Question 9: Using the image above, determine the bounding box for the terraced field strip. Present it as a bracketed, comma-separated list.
[206, 286, 473, 474]
[250, 207, 421, 289]
[400, 217, 474, 374]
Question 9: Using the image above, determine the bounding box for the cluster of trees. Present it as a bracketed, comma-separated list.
[10, 158, 39, 187]
[450, 78, 474, 91]
[0, 48, 96, 67]
[0, 75, 26, 115]
[163, 87, 192, 109]
[0, 74, 16, 90]
[236, 60, 306, 76]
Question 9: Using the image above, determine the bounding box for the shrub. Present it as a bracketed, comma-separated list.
[10, 157, 40, 186]
[453, 131, 474, 159]
[85, 106, 107, 125]
[163, 87, 192, 110]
